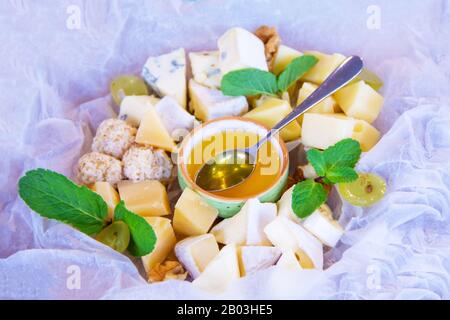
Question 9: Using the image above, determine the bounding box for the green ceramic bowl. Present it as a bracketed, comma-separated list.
[177, 117, 289, 218]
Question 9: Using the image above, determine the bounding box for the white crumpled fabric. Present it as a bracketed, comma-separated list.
[1, 0, 450, 299]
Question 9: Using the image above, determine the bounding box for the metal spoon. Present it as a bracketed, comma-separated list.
[195, 56, 364, 192]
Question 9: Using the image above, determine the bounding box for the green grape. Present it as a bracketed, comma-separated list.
[338, 172, 386, 207]
[96, 221, 130, 253]
[350, 68, 383, 91]
[110, 75, 149, 105]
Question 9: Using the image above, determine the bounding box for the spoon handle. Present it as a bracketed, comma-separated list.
[256, 55, 364, 149]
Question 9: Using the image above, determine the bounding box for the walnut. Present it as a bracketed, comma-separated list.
[148, 261, 188, 283]
[254, 25, 281, 71]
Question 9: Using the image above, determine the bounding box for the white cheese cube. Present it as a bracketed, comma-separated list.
[192, 244, 240, 293]
[175, 234, 219, 279]
[142, 48, 187, 108]
[189, 51, 222, 88]
[188, 80, 248, 121]
[302, 51, 346, 84]
[334, 80, 384, 123]
[276, 249, 303, 271]
[154, 96, 195, 141]
[277, 185, 301, 224]
[238, 246, 281, 276]
[119, 95, 159, 127]
[301, 113, 380, 151]
[218, 27, 268, 75]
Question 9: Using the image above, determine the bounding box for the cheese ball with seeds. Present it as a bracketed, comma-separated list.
[92, 119, 136, 159]
[77, 152, 123, 185]
[122, 144, 173, 182]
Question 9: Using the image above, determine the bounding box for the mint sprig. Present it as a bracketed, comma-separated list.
[114, 201, 156, 257]
[277, 55, 318, 92]
[18, 169, 108, 235]
[18, 169, 157, 257]
[221, 55, 318, 97]
[292, 139, 362, 218]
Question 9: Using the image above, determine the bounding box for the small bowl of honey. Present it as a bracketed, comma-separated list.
[177, 117, 289, 218]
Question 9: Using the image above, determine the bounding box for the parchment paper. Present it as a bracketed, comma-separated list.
[1, 0, 450, 299]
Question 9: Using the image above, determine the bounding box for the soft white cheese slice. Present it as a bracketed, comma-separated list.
[238, 246, 281, 276]
[154, 96, 195, 141]
[174, 234, 219, 279]
[188, 79, 248, 121]
[192, 244, 240, 294]
[218, 27, 268, 75]
[142, 48, 187, 108]
[302, 204, 343, 247]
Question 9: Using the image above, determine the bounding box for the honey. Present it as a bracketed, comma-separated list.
[186, 129, 281, 198]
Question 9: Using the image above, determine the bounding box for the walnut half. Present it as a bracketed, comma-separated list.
[254, 25, 281, 71]
[148, 261, 188, 283]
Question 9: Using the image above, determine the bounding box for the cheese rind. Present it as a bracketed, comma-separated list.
[119, 95, 160, 127]
[273, 45, 303, 75]
[175, 234, 219, 279]
[117, 180, 170, 216]
[154, 96, 195, 141]
[141, 217, 176, 274]
[302, 51, 346, 84]
[189, 51, 222, 88]
[243, 98, 301, 142]
[142, 48, 187, 108]
[301, 113, 380, 151]
[277, 186, 302, 224]
[135, 107, 177, 152]
[333, 80, 384, 123]
[192, 244, 240, 293]
[218, 27, 268, 75]
[173, 188, 219, 237]
[188, 80, 248, 121]
[238, 246, 281, 276]
[90, 182, 119, 221]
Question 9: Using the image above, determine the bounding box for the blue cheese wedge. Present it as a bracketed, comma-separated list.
[218, 27, 268, 75]
[142, 48, 187, 109]
[154, 96, 195, 141]
[119, 95, 160, 127]
[188, 79, 248, 121]
[189, 51, 222, 88]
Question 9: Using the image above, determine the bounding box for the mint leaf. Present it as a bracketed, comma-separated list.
[291, 179, 327, 218]
[114, 201, 156, 257]
[326, 167, 358, 183]
[323, 138, 361, 171]
[306, 149, 327, 177]
[18, 169, 108, 235]
[221, 68, 278, 96]
[277, 55, 318, 92]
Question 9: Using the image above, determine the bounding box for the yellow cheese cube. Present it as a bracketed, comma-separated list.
[301, 113, 380, 151]
[90, 182, 119, 221]
[173, 188, 218, 236]
[334, 80, 384, 123]
[117, 180, 170, 217]
[119, 95, 160, 127]
[243, 98, 301, 141]
[174, 234, 219, 279]
[302, 51, 346, 84]
[273, 45, 302, 75]
[135, 107, 177, 152]
[296, 82, 336, 124]
[352, 118, 381, 151]
[141, 217, 176, 274]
